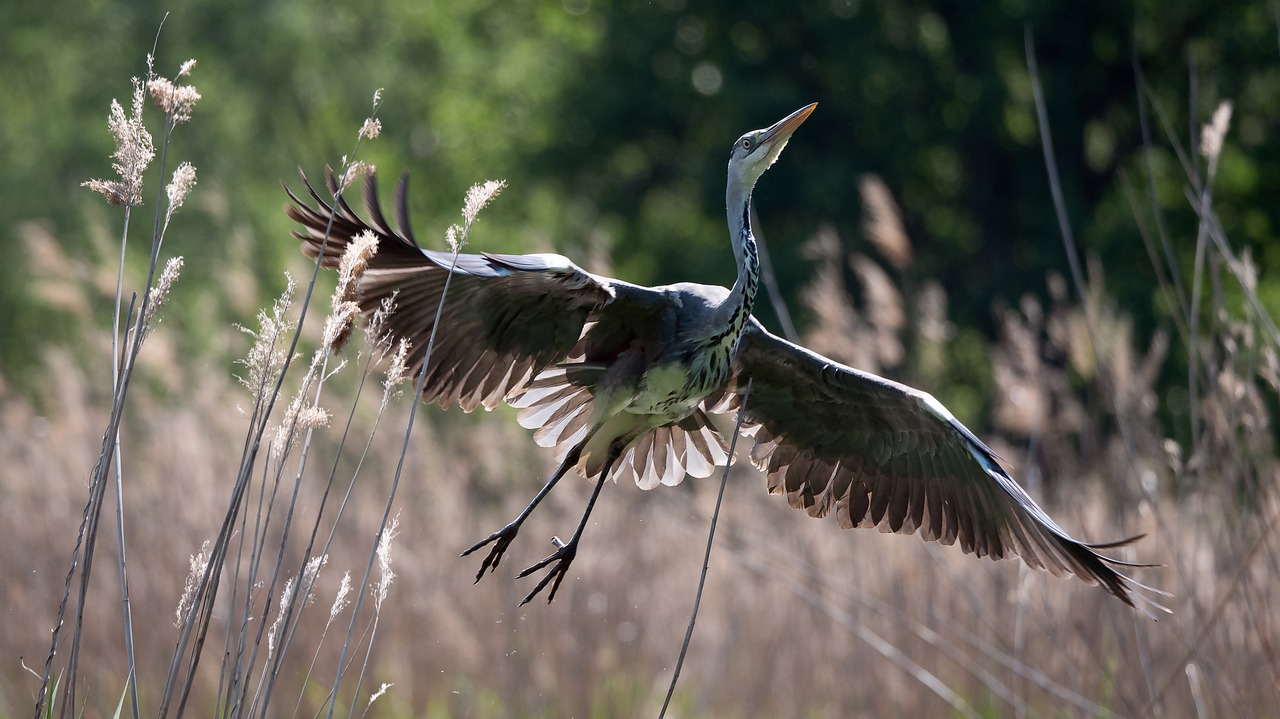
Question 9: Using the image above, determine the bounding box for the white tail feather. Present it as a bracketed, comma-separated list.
[511, 366, 733, 488]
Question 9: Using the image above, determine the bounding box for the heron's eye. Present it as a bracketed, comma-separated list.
[741, 137, 753, 151]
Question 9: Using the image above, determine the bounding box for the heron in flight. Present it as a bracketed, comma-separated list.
[287, 104, 1152, 609]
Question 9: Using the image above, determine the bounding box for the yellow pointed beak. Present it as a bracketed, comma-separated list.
[759, 103, 817, 148]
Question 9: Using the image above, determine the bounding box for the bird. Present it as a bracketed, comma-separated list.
[285, 103, 1157, 611]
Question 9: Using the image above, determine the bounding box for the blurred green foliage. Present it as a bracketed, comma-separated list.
[2, 0, 1277, 424]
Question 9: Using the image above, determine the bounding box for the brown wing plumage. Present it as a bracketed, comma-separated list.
[715, 319, 1158, 610]
[285, 168, 622, 411]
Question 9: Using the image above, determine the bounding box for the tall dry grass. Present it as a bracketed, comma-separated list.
[8, 38, 1280, 719]
[11, 283, 1280, 717]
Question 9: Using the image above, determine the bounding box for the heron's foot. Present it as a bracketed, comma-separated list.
[461, 521, 522, 584]
[515, 535, 579, 606]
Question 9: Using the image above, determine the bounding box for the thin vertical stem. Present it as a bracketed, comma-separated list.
[659, 379, 752, 718]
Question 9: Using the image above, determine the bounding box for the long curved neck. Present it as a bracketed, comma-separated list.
[709, 174, 760, 349]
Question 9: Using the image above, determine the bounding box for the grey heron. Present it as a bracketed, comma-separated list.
[286, 104, 1153, 610]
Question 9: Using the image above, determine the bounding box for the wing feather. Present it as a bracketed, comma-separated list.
[285, 169, 660, 411]
[716, 319, 1157, 609]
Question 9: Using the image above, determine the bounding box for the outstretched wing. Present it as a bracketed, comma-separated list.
[285, 168, 642, 411]
[715, 319, 1154, 608]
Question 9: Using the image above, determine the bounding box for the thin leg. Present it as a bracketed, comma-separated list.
[461, 442, 583, 582]
[515, 446, 619, 605]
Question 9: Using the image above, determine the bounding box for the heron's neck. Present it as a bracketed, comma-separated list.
[710, 185, 760, 350]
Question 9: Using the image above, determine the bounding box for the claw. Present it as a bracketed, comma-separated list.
[516, 535, 579, 605]
[461, 521, 522, 583]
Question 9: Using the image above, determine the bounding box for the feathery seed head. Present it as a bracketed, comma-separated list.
[82, 84, 155, 206]
[237, 275, 297, 402]
[268, 577, 296, 659]
[162, 162, 198, 235]
[297, 404, 331, 432]
[141, 256, 184, 341]
[324, 230, 377, 353]
[166, 162, 198, 212]
[329, 570, 352, 622]
[462, 180, 506, 226]
[338, 161, 376, 193]
[149, 75, 201, 124]
[1200, 101, 1233, 163]
[271, 394, 330, 458]
[383, 338, 411, 394]
[859, 174, 913, 271]
[373, 514, 400, 610]
[368, 684, 394, 709]
[336, 231, 378, 304]
[364, 293, 399, 348]
[302, 555, 327, 597]
[174, 540, 212, 627]
[322, 300, 361, 354]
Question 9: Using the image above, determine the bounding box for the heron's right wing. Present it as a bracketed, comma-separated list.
[285, 169, 651, 411]
[710, 320, 1162, 611]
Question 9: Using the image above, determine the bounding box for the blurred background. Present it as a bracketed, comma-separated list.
[3, 0, 1280, 716]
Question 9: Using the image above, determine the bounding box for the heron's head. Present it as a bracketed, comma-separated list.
[728, 103, 817, 190]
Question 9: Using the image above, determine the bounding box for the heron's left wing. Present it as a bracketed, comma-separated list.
[714, 320, 1154, 608]
[285, 169, 648, 411]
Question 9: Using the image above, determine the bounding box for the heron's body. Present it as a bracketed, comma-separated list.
[287, 104, 1159, 612]
[509, 278, 743, 485]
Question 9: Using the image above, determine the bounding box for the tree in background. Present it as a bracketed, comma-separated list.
[4, 0, 1277, 434]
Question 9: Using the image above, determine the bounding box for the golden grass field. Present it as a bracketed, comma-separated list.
[11, 226, 1279, 718]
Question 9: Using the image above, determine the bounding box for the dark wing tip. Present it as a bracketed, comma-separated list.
[284, 164, 432, 271]
[1055, 532, 1170, 617]
[1082, 533, 1145, 550]
[395, 170, 417, 246]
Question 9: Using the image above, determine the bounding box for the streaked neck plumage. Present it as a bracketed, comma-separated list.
[708, 170, 760, 352]
[702, 102, 814, 356]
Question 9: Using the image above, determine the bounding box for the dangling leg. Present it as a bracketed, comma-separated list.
[461, 441, 584, 582]
[515, 444, 622, 605]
